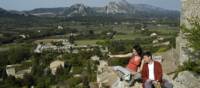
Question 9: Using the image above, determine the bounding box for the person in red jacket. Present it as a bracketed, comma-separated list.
[142, 51, 173, 88]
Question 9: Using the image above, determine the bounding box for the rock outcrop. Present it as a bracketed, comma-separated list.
[175, 0, 200, 87]
[173, 71, 200, 88]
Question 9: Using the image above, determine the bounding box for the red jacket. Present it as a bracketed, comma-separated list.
[141, 61, 163, 83]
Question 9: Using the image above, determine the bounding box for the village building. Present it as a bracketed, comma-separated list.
[90, 55, 100, 61]
[6, 64, 32, 78]
[150, 32, 157, 37]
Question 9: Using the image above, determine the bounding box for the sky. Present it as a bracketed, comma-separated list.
[0, 0, 181, 11]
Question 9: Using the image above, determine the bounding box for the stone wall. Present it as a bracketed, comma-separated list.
[181, 0, 200, 26]
[177, 0, 200, 65]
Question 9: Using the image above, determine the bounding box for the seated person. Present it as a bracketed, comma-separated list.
[109, 44, 144, 85]
[142, 51, 173, 88]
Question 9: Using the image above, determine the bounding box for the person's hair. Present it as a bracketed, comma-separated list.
[132, 44, 143, 57]
[143, 51, 152, 59]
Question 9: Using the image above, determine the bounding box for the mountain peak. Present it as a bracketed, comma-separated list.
[113, 0, 129, 5]
[21, 1, 179, 18]
[0, 7, 10, 16]
[105, 0, 133, 14]
[70, 4, 87, 8]
[65, 3, 93, 17]
[0, 7, 6, 12]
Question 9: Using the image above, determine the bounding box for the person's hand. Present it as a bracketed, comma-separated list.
[109, 55, 114, 58]
[152, 80, 159, 85]
[108, 52, 114, 58]
[152, 81, 161, 88]
[138, 59, 145, 72]
[141, 59, 145, 64]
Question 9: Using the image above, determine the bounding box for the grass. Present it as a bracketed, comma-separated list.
[0, 43, 22, 51]
[0, 34, 3, 37]
[34, 39, 67, 44]
[168, 59, 200, 79]
[31, 25, 178, 51]
[75, 33, 147, 45]
[114, 33, 150, 40]
[114, 34, 135, 40]
[75, 39, 105, 45]
[156, 46, 170, 53]
[149, 28, 179, 34]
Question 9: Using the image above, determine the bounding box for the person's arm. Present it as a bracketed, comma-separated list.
[109, 53, 132, 58]
[138, 59, 145, 73]
[157, 62, 163, 82]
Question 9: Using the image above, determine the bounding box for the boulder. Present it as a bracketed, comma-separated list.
[173, 71, 200, 88]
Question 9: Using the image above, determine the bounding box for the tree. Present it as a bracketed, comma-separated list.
[0, 51, 9, 67]
[108, 40, 126, 54]
[82, 71, 90, 88]
[88, 30, 94, 36]
[35, 77, 51, 88]
[8, 46, 31, 64]
[173, 17, 200, 75]
[1, 67, 7, 80]
[93, 47, 102, 57]
[69, 33, 75, 44]
[4, 75, 19, 87]
[182, 18, 200, 52]
[134, 23, 143, 30]
[22, 73, 35, 87]
[55, 66, 64, 75]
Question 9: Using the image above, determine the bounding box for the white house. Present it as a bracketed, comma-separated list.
[57, 25, 64, 30]
[91, 55, 100, 61]
[152, 39, 159, 44]
[6, 64, 32, 78]
[150, 33, 157, 37]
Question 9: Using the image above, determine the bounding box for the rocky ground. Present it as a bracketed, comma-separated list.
[172, 71, 200, 88]
[159, 49, 200, 88]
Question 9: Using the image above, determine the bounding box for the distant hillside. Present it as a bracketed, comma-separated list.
[24, 0, 180, 19]
[0, 8, 11, 16]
